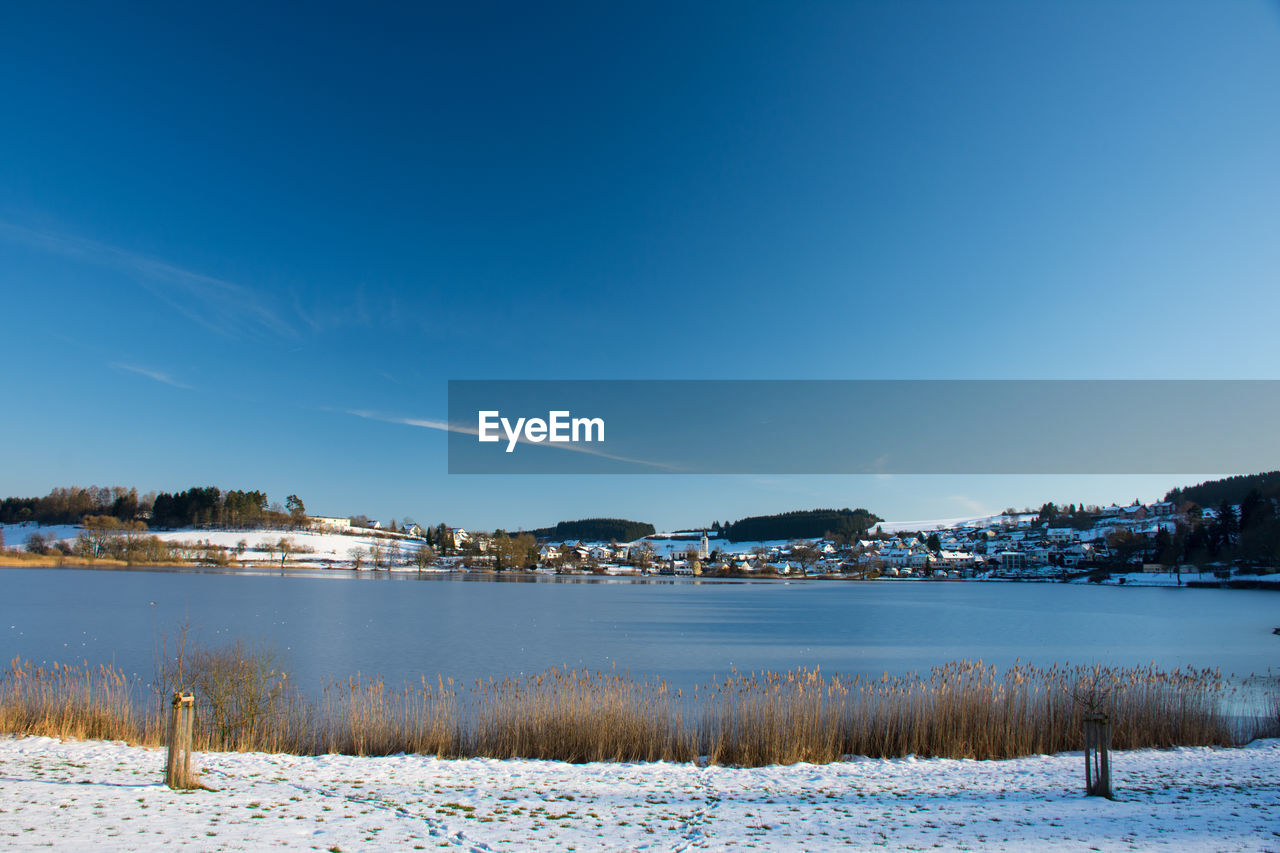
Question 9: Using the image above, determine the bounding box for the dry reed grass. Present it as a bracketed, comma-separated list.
[0, 650, 1265, 767]
[317, 673, 458, 756]
[0, 656, 158, 744]
[465, 669, 693, 762]
[701, 660, 1238, 764]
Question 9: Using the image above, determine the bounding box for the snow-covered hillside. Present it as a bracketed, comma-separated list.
[1, 523, 440, 571]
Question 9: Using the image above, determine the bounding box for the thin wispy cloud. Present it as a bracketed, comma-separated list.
[347, 409, 682, 471]
[0, 221, 294, 341]
[109, 362, 193, 390]
[290, 282, 441, 338]
[947, 494, 990, 515]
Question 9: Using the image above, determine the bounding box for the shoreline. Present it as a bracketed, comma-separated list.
[3, 557, 1277, 590]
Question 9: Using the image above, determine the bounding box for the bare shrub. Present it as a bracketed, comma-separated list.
[25, 531, 49, 555]
[157, 626, 304, 752]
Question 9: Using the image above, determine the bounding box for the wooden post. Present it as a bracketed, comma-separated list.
[165, 692, 198, 790]
[1083, 712, 1112, 798]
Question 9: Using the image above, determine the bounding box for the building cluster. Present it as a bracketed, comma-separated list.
[532, 502, 1195, 579]
[307, 502, 1209, 579]
[833, 501, 1187, 580]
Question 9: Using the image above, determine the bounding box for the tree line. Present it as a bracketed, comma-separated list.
[722, 508, 882, 542]
[0, 484, 309, 531]
[151, 487, 306, 529]
[0, 486, 149, 526]
[525, 518, 656, 542]
[1143, 492, 1280, 569]
[1165, 471, 1280, 510]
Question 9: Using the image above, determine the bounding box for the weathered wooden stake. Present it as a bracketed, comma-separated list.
[165, 692, 199, 790]
[1083, 712, 1112, 798]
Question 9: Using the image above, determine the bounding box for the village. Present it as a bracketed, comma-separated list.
[509, 501, 1199, 580]
[290, 499, 1224, 582]
[5, 491, 1265, 585]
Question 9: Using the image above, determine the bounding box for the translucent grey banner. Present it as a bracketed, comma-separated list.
[447, 380, 1280, 474]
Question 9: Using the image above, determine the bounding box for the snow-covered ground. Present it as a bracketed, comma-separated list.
[874, 514, 999, 534]
[1, 735, 1277, 851]
[1068, 571, 1187, 587]
[1, 523, 81, 548]
[1, 523, 439, 571]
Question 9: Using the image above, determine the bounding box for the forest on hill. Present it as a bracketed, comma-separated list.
[721, 508, 882, 543]
[0, 485, 306, 530]
[525, 518, 657, 542]
[1165, 471, 1280, 509]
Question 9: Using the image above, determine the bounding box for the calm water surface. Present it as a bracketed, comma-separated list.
[2, 568, 1277, 694]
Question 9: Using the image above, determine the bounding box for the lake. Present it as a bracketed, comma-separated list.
[2, 568, 1277, 696]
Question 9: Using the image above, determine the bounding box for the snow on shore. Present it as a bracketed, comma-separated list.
[1, 523, 435, 571]
[1, 735, 1276, 851]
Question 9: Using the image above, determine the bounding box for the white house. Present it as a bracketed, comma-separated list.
[937, 550, 976, 573]
[882, 547, 912, 568]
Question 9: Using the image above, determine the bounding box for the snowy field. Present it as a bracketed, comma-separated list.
[1, 736, 1277, 851]
[1, 523, 439, 571]
[874, 515, 998, 534]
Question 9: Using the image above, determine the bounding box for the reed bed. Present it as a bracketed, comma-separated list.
[466, 669, 694, 762]
[0, 656, 157, 744]
[317, 673, 459, 757]
[0, 652, 1263, 767]
[701, 661, 1240, 765]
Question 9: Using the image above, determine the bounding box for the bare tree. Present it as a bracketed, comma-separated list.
[79, 515, 124, 559]
[790, 542, 821, 575]
[633, 542, 655, 572]
[120, 519, 148, 565]
[413, 543, 436, 572]
[276, 537, 294, 569]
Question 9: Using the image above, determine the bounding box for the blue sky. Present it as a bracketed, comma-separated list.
[2, 2, 1278, 530]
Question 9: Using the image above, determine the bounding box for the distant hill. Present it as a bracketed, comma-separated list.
[528, 518, 656, 542]
[1165, 471, 1280, 508]
[723, 508, 882, 542]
